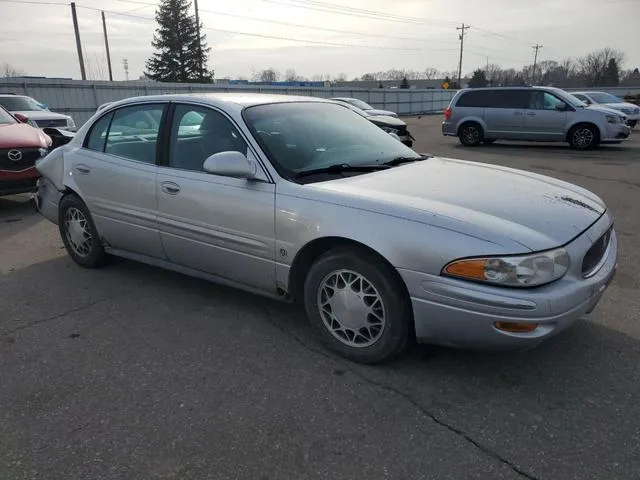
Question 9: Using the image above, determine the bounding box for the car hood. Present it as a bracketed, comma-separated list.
[367, 109, 398, 117]
[0, 123, 51, 148]
[599, 102, 640, 111]
[311, 157, 605, 252]
[12, 110, 70, 121]
[585, 105, 628, 117]
[366, 115, 407, 127]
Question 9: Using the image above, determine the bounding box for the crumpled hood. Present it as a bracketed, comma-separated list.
[0, 123, 51, 149]
[312, 157, 605, 251]
[367, 109, 398, 117]
[13, 110, 70, 121]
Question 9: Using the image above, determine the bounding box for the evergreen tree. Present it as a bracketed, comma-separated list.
[145, 0, 213, 83]
[400, 77, 410, 89]
[603, 58, 620, 86]
[468, 69, 488, 88]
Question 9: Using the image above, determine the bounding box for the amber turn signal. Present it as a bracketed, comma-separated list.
[494, 322, 538, 333]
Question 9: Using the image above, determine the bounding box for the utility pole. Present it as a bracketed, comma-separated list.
[101, 11, 113, 81]
[193, 0, 203, 80]
[532, 44, 543, 84]
[456, 23, 470, 89]
[70, 2, 86, 80]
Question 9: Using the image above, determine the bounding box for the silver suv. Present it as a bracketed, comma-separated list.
[442, 86, 630, 149]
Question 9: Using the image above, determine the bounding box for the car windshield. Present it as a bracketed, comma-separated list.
[243, 102, 420, 180]
[0, 96, 46, 112]
[0, 107, 16, 125]
[588, 92, 623, 104]
[549, 89, 586, 108]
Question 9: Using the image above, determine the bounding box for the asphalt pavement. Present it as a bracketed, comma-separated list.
[1, 118, 639, 480]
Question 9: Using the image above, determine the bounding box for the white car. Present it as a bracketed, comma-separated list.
[571, 91, 640, 128]
[329, 97, 399, 118]
[0, 94, 77, 131]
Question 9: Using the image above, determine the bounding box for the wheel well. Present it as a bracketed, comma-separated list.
[566, 122, 601, 142]
[457, 120, 484, 137]
[287, 236, 410, 307]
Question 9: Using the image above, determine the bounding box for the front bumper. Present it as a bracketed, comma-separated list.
[399, 211, 617, 350]
[0, 168, 39, 196]
[601, 123, 631, 143]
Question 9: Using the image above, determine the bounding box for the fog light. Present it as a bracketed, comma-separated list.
[494, 322, 538, 333]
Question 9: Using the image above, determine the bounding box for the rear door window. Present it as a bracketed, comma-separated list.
[456, 90, 489, 107]
[487, 90, 529, 109]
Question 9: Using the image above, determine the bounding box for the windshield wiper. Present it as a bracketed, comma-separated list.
[294, 163, 390, 178]
[383, 154, 432, 166]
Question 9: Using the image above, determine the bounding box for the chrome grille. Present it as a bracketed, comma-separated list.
[582, 228, 612, 278]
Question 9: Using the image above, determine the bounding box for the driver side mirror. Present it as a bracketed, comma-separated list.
[203, 151, 257, 179]
[555, 102, 568, 111]
[14, 113, 29, 124]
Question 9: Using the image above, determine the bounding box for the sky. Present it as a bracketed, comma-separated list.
[0, 0, 638, 81]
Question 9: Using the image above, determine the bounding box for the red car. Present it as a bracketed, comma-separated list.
[0, 106, 54, 196]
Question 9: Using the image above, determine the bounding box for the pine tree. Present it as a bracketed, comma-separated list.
[400, 77, 410, 89]
[468, 69, 488, 88]
[604, 58, 620, 87]
[145, 0, 213, 83]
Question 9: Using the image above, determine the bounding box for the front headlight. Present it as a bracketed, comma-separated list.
[442, 248, 570, 287]
[382, 126, 399, 134]
[67, 118, 75, 128]
[606, 115, 618, 124]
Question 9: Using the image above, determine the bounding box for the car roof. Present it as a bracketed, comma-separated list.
[108, 92, 332, 109]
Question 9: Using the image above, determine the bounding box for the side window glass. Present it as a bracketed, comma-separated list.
[85, 112, 113, 152]
[529, 92, 564, 110]
[104, 104, 165, 164]
[495, 90, 528, 109]
[169, 105, 248, 172]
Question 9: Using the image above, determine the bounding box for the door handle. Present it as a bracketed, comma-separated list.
[526, 112, 537, 116]
[161, 181, 180, 195]
[75, 164, 90, 174]
[514, 111, 523, 115]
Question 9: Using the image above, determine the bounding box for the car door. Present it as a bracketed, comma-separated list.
[69, 102, 167, 258]
[522, 90, 569, 140]
[483, 90, 528, 139]
[156, 103, 277, 293]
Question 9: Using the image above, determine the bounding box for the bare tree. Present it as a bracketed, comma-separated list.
[284, 68, 298, 81]
[422, 68, 440, 79]
[578, 47, 625, 87]
[334, 72, 348, 82]
[3, 63, 26, 77]
[258, 68, 280, 83]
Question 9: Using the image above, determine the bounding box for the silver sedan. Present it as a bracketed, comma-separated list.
[35, 93, 617, 363]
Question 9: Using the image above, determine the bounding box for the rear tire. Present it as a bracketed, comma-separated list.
[568, 124, 600, 150]
[303, 247, 412, 364]
[58, 194, 107, 268]
[458, 122, 484, 146]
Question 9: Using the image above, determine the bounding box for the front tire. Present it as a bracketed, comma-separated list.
[568, 124, 600, 150]
[458, 122, 484, 146]
[303, 247, 412, 364]
[58, 194, 107, 268]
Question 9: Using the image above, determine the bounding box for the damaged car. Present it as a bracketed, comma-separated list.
[0, 105, 73, 196]
[35, 93, 617, 363]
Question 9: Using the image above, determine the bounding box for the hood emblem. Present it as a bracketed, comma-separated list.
[7, 150, 22, 162]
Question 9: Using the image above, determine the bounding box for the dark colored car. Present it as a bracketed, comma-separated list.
[0, 106, 72, 196]
[336, 101, 415, 147]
